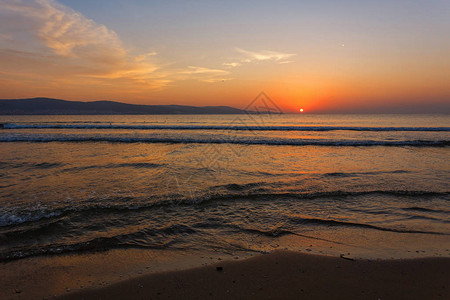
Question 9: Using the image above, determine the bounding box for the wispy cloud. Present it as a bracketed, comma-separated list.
[236, 48, 296, 62]
[278, 60, 295, 64]
[180, 66, 228, 75]
[134, 52, 158, 62]
[0, 0, 167, 90]
[1, 0, 124, 61]
[223, 48, 296, 68]
[176, 66, 230, 82]
[223, 62, 241, 68]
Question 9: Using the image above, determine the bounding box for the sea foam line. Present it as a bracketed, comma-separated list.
[0, 135, 448, 146]
[2, 123, 450, 131]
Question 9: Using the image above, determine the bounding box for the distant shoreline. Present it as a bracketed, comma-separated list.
[0, 97, 269, 115]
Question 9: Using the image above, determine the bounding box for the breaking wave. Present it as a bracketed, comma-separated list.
[2, 123, 450, 131]
[0, 135, 449, 147]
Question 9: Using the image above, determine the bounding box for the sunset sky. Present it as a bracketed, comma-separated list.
[0, 0, 449, 113]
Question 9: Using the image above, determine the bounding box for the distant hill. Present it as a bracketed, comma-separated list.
[0, 98, 250, 115]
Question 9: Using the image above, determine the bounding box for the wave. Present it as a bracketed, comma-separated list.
[61, 162, 164, 172]
[2, 123, 450, 132]
[323, 170, 410, 177]
[0, 209, 64, 227]
[0, 226, 252, 262]
[288, 216, 447, 235]
[403, 206, 450, 214]
[1, 190, 448, 227]
[0, 135, 448, 147]
[0, 161, 65, 170]
[1, 212, 448, 262]
[0, 161, 163, 171]
[0, 236, 134, 262]
[1, 190, 448, 262]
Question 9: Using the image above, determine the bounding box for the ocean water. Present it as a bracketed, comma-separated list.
[0, 114, 449, 261]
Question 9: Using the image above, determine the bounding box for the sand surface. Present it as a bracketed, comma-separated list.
[54, 250, 450, 300]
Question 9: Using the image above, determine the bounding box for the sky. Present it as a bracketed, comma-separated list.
[0, 0, 449, 113]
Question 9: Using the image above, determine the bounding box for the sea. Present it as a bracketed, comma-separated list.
[0, 113, 449, 262]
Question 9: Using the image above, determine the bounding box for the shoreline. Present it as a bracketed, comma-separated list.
[1, 248, 449, 300]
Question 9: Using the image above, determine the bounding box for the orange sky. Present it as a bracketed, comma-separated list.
[0, 0, 449, 113]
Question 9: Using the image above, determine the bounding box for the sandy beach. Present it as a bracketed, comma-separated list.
[43, 250, 449, 300]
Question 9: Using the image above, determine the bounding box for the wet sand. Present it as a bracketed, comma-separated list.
[55, 250, 450, 300]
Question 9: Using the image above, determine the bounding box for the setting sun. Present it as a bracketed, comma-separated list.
[299, 108, 304, 112]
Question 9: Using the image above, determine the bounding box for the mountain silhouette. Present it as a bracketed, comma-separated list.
[0, 98, 251, 115]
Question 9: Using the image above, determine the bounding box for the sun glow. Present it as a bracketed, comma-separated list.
[299, 108, 304, 112]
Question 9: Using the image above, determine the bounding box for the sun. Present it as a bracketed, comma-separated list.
[299, 108, 304, 112]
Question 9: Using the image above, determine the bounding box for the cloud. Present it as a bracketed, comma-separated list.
[135, 52, 158, 62]
[224, 48, 296, 67]
[278, 60, 294, 64]
[175, 66, 230, 82]
[223, 62, 241, 68]
[180, 66, 229, 75]
[0, 0, 168, 90]
[1, 0, 124, 61]
[236, 48, 295, 62]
